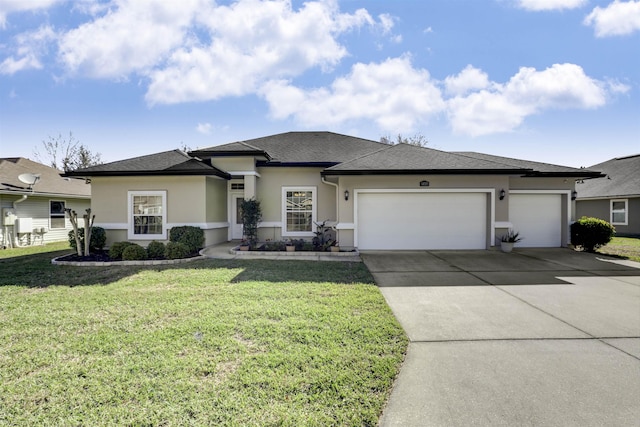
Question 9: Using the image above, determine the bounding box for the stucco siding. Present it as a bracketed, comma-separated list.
[254, 167, 337, 241]
[205, 177, 228, 223]
[210, 157, 255, 173]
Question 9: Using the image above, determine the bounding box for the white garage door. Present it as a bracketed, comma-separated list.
[357, 192, 487, 250]
[509, 194, 562, 247]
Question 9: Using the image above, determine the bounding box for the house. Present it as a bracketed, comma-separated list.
[576, 154, 640, 236]
[0, 157, 91, 248]
[65, 131, 603, 250]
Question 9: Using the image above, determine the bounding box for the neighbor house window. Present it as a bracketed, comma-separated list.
[282, 187, 316, 236]
[610, 199, 628, 225]
[50, 200, 66, 229]
[128, 191, 167, 239]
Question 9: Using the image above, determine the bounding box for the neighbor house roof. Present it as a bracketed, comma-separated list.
[576, 154, 640, 199]
[190, 131, 388, 165]
[64, 150, 230, 179]
[0, 157, 90, 197]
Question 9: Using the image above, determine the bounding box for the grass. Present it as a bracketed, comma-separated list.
[597, 236, 640, 262]
[0, 243, 407, 426]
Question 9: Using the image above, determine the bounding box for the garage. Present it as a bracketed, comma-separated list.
[509, 193, 562, 247]
[356, 191, 488, 250]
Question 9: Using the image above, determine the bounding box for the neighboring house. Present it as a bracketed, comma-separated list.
[65, 131, 602, 250]
[576, 154, 640, 236]
[0, 157, 91, 248]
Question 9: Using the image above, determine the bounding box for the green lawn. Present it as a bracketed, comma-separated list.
[0, 244, 407, 426]
[597, 236, 640, 263]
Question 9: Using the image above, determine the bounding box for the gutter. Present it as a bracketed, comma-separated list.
[8, 194, 28, 248]
[321, 177, 339, 224]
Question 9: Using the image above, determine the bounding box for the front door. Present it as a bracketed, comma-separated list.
[231, 195, 244, 239]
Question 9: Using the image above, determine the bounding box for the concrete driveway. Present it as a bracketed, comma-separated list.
[361, 249, 640, 427]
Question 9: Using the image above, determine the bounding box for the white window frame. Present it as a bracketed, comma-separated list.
[282, 186, 316, 237]
[610, 199, 628, 225]
[128, 191, 167, 240]
[49, 200, 66, 229]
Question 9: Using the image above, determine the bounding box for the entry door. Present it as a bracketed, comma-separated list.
[231, 195, 244, 239]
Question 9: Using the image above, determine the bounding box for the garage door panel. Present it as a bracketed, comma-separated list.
[509, 194, 562, 247]
[357, 192, 487, 250]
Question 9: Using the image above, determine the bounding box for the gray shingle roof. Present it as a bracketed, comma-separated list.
[454, 152, 602, 176]
[324, 144, 530, 174]
[576, 154, 640, 199]
[65, 150, 230, 178]
[0, 157, 90, 197]
[191, 131, 388, 164]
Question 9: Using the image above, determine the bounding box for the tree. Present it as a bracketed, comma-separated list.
[34, 132, 102, 171]
[380, 133, 429, 147]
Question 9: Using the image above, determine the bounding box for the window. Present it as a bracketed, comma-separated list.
[128, 191, 167, 239]
[231, 183, 245, 190]
[282, 187, 316, 236]
[50, 200, 66, 229]
[611, 199, 628, 225]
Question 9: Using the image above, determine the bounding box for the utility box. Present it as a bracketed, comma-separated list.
[16, 218, 33, 233]
[2, 209, 16, 226]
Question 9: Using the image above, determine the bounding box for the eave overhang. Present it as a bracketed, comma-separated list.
[321, 168, 533, 176]
[62, 169, 231, 180]
[189, 150, 272, 161]
[257, 161, 339, 168]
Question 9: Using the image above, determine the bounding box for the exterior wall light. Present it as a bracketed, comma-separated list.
[499, 189, 506, 200]
[572, 190, 577, 200]
[344, 190, 349, 201]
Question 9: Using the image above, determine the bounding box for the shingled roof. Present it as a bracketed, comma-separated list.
[0, 157, 90, 197]
[64, 150, 230, 179]
[576, 154, 640, 199]
[455, 152, 604, 177]
[190, 131, 387, 165]
[322, 143, 531, 175]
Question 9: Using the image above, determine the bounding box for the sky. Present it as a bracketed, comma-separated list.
[0, 0, 638, 168]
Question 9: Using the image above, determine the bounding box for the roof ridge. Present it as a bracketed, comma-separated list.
[332, 143, 395, 167]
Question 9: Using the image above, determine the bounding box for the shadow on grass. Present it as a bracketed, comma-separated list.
[0, 251, 373, 288]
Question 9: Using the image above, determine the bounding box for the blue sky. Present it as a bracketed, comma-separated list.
[0, 0, 638, 168]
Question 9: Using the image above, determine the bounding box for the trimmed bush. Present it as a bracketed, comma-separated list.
[165, 241, 191, 260]
[109, 241, 135, 260]
[68, 227, 107, 252]
[122, 244, 147, 261]
[169, 226, 204, 255]
[146, 241, 165, 259]
[571, 216, 615, 252]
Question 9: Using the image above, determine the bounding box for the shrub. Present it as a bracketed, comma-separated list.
[122, 244, 147, 261]
[240, 199, 262, 247]
[109, 241, 135, 260]
[68, 227, 107, 252]
[165, 241, 191, 259]
[146, 241, 165, 259]
[571, 216, 615, 252]
[169, 226, 204, 255]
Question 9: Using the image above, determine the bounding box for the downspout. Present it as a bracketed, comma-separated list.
[321, 177, 339, 232]
[12, 194, 28, 248]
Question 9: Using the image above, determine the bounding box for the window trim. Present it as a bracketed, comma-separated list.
[128, 191, 167, 240]
[610, 198, 628, 225]
[282, 186, 316, 237]
[49, 200, 66, 230]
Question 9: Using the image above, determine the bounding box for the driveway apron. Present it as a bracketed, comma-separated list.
[362, 249, 640, 427]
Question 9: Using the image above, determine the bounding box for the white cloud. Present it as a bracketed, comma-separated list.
[444, 65, 491, 96]
[58, 0, 208, 79]
[446, 63, 607, 136]
[196, 122, 212, 135]
[0, 25, 56, 75]
[584, 0, 640, 37]
[516, 0, 587, 11]
[260, 56, 445, 132]
[0, 0, 63, 28]
[144, 0, 380, 104]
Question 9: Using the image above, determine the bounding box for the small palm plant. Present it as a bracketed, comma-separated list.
[500, 229, 523, 243]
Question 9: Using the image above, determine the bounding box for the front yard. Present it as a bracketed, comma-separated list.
[597, 236, 640, 262]
[0, 244, 407, 426]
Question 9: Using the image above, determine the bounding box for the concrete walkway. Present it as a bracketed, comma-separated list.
[363, 249, 640, 427]
[200, 241, 362, 262]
